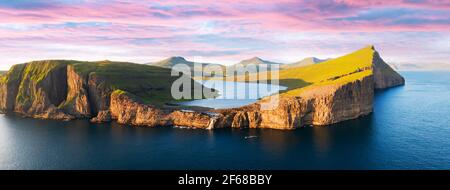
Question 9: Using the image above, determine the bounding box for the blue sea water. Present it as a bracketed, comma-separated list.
[0, 72, 449, 169]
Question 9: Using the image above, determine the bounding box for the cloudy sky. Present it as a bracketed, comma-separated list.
[0, 0, 449, 70]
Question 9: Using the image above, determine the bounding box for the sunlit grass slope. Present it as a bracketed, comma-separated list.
[1, 60, 210, 107]
[223, 45, 375, 96]
[278, 45, 374, 95]
[73, 60, 185, 105]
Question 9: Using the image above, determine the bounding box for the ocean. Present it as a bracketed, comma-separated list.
[0, 71, 449, 169]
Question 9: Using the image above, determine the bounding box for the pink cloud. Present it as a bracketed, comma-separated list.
[0, 0, 449, 70]
[0, 0, 448, 31]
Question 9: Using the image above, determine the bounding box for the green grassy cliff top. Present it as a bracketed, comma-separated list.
[213, 45, 376, 96]
[0, 63, 27, 84]
[279, 45, 375, 95]
[2, 60, 210, 107]
[73, 60, 184, 105]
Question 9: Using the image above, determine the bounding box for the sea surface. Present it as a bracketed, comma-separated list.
[0, 72, 449, 169]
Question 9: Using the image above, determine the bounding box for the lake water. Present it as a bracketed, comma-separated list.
[178, 80, 288, 109]
[0, 72, 449, 169]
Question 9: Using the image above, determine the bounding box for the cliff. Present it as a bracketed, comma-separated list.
[0, 61, 73, 120]
[372, 51, 405, 89]
[94, 89, 218, 129]
[213, 75, 374, 129]
[0, 46, 404, 130]
[210, 46, 404, 129]
[0, 60, 211, 122]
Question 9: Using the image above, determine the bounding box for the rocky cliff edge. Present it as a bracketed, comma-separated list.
[0, 46, 404, 129]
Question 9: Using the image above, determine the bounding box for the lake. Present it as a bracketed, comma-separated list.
[178, 80, 288, 109]
[0, 72, 449, 169]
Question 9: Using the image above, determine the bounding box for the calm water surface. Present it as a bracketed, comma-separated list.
[178, 80, 287, 109]
[0, 72, 449, 169]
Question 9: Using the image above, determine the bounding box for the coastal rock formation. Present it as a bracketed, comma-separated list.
[108, 90, 168, 126]
[170, 110, 217, 129]
[87, 73, 112, 116]
[108, 90, 220, 128]
[0, 46, 405, 130]
[60, 65, 92, 118]
[372, 51, 405, 89]
[0, 64, 26, 112]
[0, 61, 74, 120]
[90, 110, 111, 123]
[214, 75, 374, 129]
[210, 46, 403, 129]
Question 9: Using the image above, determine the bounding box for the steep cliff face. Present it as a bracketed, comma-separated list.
[0, 60, 183, 122]
[106, 89, 218, 129]
[87, 72, 112, 117]
[372, 51, 405, 89]
[214, 98, 310, 130]
[0, 64, 26, 112]
[214, 75, 374, 129]
[170, 110, 217, 129]
[108, 90, 168, 126]
[60, 65, 91, 118]
[306, 74, 374, 125]
[1, 61, 74, 120]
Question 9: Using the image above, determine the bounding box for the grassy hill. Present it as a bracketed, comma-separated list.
[217, 46, 376, 96]
[74, 60, 193, 105]
[278, 46, 374, 95]
[1, 60, 214, 107]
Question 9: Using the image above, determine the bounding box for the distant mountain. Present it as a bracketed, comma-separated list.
[281, 57, 327, 69]
[235, 57, 280, 66]
[149, 56, 226, 76]
[149, 56, 195, 68]
[0, 71, 6, 75]
[390, 63, 450, 71]
[227, 57, 281, 74]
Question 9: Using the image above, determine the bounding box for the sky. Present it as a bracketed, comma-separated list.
[0, 0, 449, 70]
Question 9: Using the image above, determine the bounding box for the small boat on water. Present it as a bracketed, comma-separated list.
[244, 136, 258, 139]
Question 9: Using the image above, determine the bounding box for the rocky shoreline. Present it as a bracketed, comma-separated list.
[0, 47, 404, 130]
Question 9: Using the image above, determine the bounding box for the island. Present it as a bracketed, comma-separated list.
[0, 45, 404, 130]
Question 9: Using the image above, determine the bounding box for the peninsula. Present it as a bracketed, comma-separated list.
[0, 46, 404, 130]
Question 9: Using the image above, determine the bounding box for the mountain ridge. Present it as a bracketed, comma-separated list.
[281, 57, 327, 69]
[390, 62, 450, 71]
[234, 57, 280, 66]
